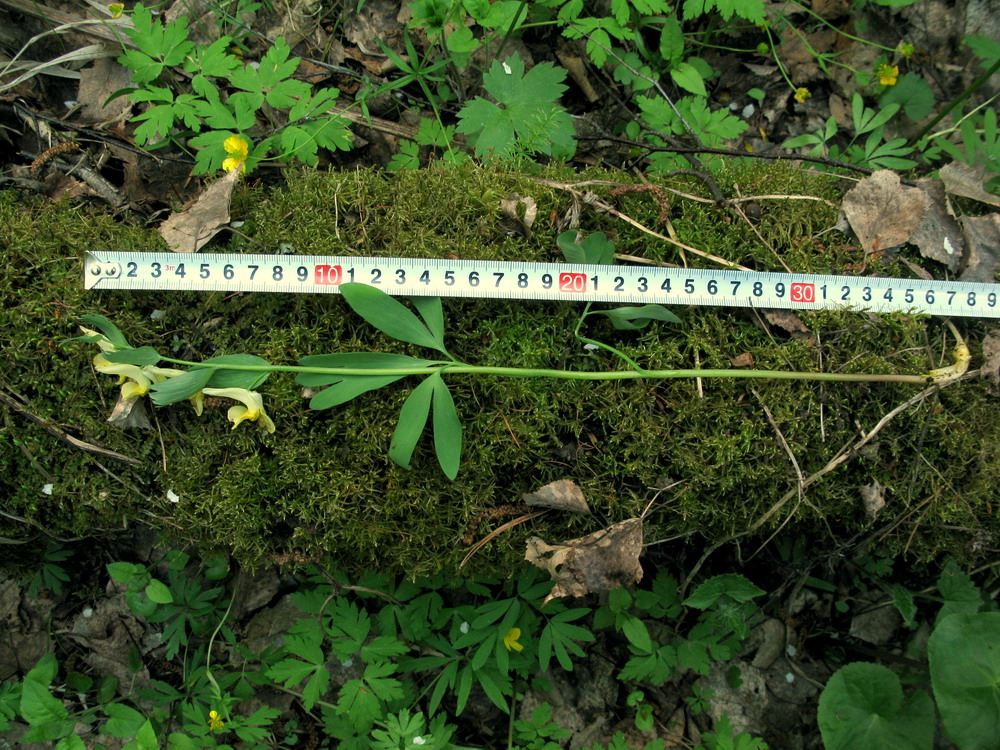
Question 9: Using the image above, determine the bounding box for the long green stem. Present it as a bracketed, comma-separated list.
[159, 356, 929, 384]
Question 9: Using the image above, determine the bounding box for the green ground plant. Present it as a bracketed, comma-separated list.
[105, 0, 1000, 185]
[0, 544, 774, 748]
[817, 560, 1000, 750]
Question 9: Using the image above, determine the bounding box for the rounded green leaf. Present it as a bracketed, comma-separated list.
[144, 578, 174, 604]
[929, 612, 1000, 750]
[818, 662, 934, 750]
[670, 62, 707, 98]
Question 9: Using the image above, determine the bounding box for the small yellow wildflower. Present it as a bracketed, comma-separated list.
[794, 87, 811, 104]
[222, 135, 249, 173]
[202, 387, 276, 433]
[878, 64, 899, 86]
[108, 3, 124, 19]
[898, 42, 914, 59]
[94, 355, 152, 401]
[208, 710, 225, 731]
[503, 627, 524, 652]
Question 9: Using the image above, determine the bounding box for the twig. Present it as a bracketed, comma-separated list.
[533, 178, 751, 271]
[0, 388, 142, 466]
[459, 511, 548, 569]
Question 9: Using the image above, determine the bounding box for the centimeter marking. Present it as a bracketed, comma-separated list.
[84, 251, 1000, 319]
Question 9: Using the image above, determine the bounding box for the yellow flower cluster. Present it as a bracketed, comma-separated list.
[84, 327, 275, 433]
[794, 87, 811, 104]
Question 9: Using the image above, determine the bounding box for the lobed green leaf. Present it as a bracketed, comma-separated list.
[340, 283, 445, 352]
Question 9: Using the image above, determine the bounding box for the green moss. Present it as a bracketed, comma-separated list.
[1, 163, 997, 576]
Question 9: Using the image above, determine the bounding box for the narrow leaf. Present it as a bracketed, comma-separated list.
[99, 346, 162, 366]
[431, 377, 462, 480]
[79, 314, 131, 349]
[309, 374, 409, 410]
[296, 353, 434, 386]
[202, 354, 271, 390]
[150, 367, 215, 406]
[388, 374, 437, 469]
[590, 304, 682, 330]
[340, 283, 444, 352]
[410, 296, 446, 349]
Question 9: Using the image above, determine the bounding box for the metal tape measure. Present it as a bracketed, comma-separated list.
[84, 251, 1000, 319]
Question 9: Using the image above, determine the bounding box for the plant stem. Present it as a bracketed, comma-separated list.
[158, 356, 930, 384]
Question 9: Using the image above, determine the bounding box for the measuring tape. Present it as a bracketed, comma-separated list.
[84, 251, 1000, 319]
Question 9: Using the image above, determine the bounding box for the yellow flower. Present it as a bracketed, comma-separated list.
[794, 87, 811, 104]
[503, 627, 524, 652]
[208, 710, 225, 731]
[878, 64, 899, 86]
[108, 3, 124, 18]
[94, 354, 152, 400]
[202, 387, 276, 433]
[898, 42, 914, 59]
[222, 135, 249, 173]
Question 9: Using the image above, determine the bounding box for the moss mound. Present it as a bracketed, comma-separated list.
[1, 162, 997, 576]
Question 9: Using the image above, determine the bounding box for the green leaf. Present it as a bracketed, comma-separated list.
[21, 671, 67, 726]
[964, 35, 1000, 65]
[455, 53, 573, 159]
[107, 561, 144, 585]
[670, 62, 707, 97]
[929, 612, 1000, 750]
[557, 230, 615, 265]
[682, 0, 765, 23]
[659, 15, 684, 64]
[144, 579, 173, 604]
[410, 296, 446, 347]
[149, 367, 214, 406]
[937, 558, 983, 623]
[100, 347, 162, 366]
[340, 283, 445, 352]
[620, 614, 652, 653]
[296, 353, 434, 386]
[878, 73, 935, 121]
[79, 314, 131, 350]
[892, 584, 917, 627]
[202, 354, 271, 389]
[104, 704, 147, 738]
[388, 374, 437, 469]
[818, 662, 933, 750]
[589, 304, 682, 330]
[309, 375, 409, 410]
[683, 574, 765, 609]
[431, 377, 462, 480]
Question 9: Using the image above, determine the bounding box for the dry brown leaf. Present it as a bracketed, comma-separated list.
[525, 517, 643, 603]
[958, 213, 1000, 283]
[107, 395, 152, 429]
[842, 170, 928, 254]
[499, 194, 538, 238]
[158, 170, 241, 252]
[860, 480, 885, 519]
[731, 352, 754, 367]
[522, 479, 590, 514]
[940, 161, 1000, 208]
[762, 310, 816, 344]
[981, 329, 1000, 391]
[909, 178, 964, 271]
[75, 58, 133, 124]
